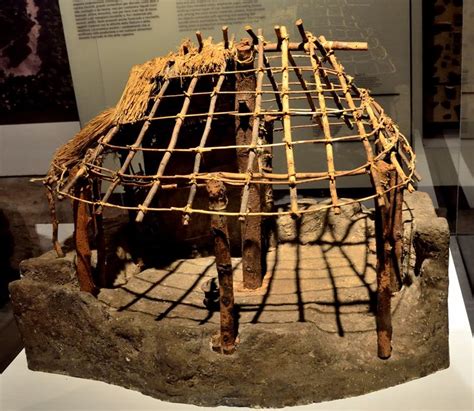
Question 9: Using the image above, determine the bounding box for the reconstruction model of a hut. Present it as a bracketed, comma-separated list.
[45, 21, 417, 360]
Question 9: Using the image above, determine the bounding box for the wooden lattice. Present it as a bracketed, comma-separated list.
[45, 20, 419, 358]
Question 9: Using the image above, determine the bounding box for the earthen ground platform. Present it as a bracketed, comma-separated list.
[9, 192, 450, 408]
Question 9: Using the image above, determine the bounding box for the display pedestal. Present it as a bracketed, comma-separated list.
[1, 252, 472, 411]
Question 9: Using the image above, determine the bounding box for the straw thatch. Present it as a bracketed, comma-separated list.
[113, 38, 234, 125]
[46, 107, 116, 187]
[113, 56, 170, 125]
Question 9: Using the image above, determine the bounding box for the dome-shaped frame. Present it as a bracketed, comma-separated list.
[45, 20, 418, 359]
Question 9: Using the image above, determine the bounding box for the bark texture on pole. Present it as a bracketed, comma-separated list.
[374, 161, 394, 359]
[91, 180, 108, 288]
[73, 187, 98, 296]
[392, 173, 405, 291]
[260, 116, 275, 213]
[207, 180, 236, 354]
[235, 39, 263, 289]
[45, 187, 64, 258]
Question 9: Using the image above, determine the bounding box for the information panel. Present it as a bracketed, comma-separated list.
[59, 0, 411, 127]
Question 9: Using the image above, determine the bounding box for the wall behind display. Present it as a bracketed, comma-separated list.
[0, 0, 80, 176]
[58, 0, 413, 188]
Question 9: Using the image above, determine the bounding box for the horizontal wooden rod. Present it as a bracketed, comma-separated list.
[61, 186, 404, 219]
[90, 166, 370, 183]
[261, 40, 368, 52]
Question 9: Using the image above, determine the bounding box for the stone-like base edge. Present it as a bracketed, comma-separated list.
[9, 192, 450, 408]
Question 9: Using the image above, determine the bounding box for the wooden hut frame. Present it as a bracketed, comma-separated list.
[45, 20, 418, 359]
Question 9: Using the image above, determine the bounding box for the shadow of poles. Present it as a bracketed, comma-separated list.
[155, 259, 215, 321]
[312, 208, 376, 336]
[321, 244, 344, 336]
[295, 218, 305, 322]
[336, 213, 377, 313]
[199, 260, 243, 326]
[251, 234, 279, 324]
[117, 260, 186, 312]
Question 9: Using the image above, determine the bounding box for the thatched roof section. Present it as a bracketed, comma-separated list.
[113, 38, 234, 125]
[46, 107, 116, 185]
[45, 39, 234, 187]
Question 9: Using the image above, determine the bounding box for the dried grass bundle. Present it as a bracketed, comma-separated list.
[114, 39, 234, 125]
[173, 38, 232, 76]
[46, 107, 116, 186]
[113, 56, 170, 125]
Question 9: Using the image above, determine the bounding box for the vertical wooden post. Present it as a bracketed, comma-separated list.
[260, 116, 274, 213]
[392, 173, 405, 291]
[95, 211, 107, 287]
[260, 116, 275, 265]
[207, 180, 236, 354]
[73, 186, 98, 295]
[278, 26, 299, 217]
[387, 169, 399, 292]
[374, 162, 394, 359]
[235, 39, 262, 289]
[45, 187, 64, 258]
[92, 180, 107, 288]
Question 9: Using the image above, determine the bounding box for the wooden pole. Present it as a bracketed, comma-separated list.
[374, 161, 393, 359]
[92, 179, 107, 287]
[260, 116, 275, 212]
[303, 29, 352, 129]
[363, 98, 415, 193]
[222, 26, 229, 49]
[45, 187, 64, 258]
[308, 40, 340, 213]
[278, 25, 300, 217]
[315, 35, 387, 209]
[136, 76, 199, 222]
[288, 49, 318, 113]
[183, 73, 226, 225]
[295, 19, 308, 43]
[387, 168, 400, 291]
[99, 75, 171, 211]
[61, 125, 119, 196]
[207, 180, 236, 354]
[196, 31, 204, 52]
[235, 38, 263, 289]
[392, 169, 405, 292]
[95, 210, 107, 287]
[73, 186, 98, 295]
[260, 41, 369, 53]
[245, 26, 283, 111]
[239, 28, 265, 217]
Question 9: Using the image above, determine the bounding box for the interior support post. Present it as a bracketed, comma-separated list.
[73, 186, 98, 296]
[260, 116, 275, 254]
[92, 180, 107, 287]
[387, 169, 399, 292]
[95, 210, 107, 288]
[207, 180, 236, 354]
[235, 39, 262, 289]
[392, 173, 405, 291]
[260, 116, 274, 213]
[374, 162, 394, 359]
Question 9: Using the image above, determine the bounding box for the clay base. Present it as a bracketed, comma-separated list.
[9, 192, 449, 408]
